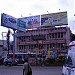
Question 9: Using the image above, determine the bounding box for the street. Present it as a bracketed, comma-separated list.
[0, 65, 62, 75]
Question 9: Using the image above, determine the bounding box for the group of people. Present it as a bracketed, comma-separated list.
[23, 58, 32, 75]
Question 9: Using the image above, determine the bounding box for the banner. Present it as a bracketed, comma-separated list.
[18, 15, 40, 29]
[17, 19, 26, 31]
[41, 11, 68, 26]
[48, 49, 50, 56]
[1, 13, 17, 30]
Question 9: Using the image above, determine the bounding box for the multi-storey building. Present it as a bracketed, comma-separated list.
[16, 26, 72, 57]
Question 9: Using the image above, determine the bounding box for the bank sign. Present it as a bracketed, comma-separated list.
[41, 11, 68, 26]
[1, 13, 17, 30]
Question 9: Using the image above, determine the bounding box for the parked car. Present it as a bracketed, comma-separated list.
[0, 56, 4, 65]
[3, 58, 17, 66]
[4, 58, 12, 66]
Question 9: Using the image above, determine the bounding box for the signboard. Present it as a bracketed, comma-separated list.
[48, 49, 50, 56]
[1, 13, 17, 30]
[41, 11, 68, 26]
[18, 15, 40, 29]
[17, 19, 26, 31]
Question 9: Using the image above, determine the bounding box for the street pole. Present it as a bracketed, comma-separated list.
[7, 30, 10, 58]
[13, 29, 16, 59]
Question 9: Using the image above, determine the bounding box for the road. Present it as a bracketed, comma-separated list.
[0, 65, 62, 75]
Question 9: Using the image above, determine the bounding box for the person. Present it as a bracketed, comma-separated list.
[23, 58, 32, 75]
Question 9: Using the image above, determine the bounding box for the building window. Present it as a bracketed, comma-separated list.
[47, 44, 49, 49]
[49, 33, 52, 38]
[55, 33, 57, 38]
[61, 33, 63, 38]
[52, 33, 54, 38]
[47, 34, 48, 39]
[57, 43, 61, 48]
[19, 45, 21, 50]
[58, 33, 60, 38]
[24, 45, 25, 49]
[50, 44, 52, 48]
[29, 45, 30, 49]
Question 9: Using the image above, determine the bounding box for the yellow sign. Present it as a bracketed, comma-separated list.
[48, 49, 50, 56]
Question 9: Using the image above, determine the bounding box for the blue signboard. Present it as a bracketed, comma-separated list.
[1, 13, 17, 30]
[17, 19, 26, 31]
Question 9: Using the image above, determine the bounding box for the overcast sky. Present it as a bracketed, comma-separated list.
[0, 0, 75, 40]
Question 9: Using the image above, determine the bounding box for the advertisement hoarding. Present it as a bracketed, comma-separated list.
[17, 19, 26, 31]
[41, 11, 68, 26]
[1, 13, 17, 30]
[18, 15, 40, 29]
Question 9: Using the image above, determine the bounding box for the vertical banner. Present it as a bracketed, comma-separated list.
[48, 49, 50, 57]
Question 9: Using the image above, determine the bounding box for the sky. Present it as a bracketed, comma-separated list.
[0, 0, 75, 41]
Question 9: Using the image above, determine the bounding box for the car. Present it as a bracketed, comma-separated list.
[4, 58, 12, 66]
[3, 58, 18, 66]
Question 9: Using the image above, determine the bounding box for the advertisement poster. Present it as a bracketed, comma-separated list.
[17, 19, 26, 31]
[41, 11, 68, 26]
[18, 15, 40, 29]
[1, 13, 17, 30]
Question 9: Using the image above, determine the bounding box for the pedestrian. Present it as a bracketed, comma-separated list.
[23, 58, 32, 75]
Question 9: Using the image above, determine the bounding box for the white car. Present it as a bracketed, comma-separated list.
[4, 58, 17, 66]
[4, 58, 12, 66]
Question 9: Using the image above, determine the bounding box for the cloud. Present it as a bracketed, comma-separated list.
[0, 0, 74, 40]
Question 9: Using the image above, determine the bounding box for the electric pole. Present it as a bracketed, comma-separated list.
[7, 30, 10, 58]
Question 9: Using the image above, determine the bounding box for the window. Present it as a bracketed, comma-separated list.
[61, 33, 63, 38]
[47, 44, 49, 49]
[55, 33, 57, 38]
[58, 33, 60, 38]
[52, 33, 54, 38]
[49, 33, 52, 38]
[50, 44, 52, 48]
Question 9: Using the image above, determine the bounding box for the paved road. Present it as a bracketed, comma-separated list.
[0, 65, 62, 75]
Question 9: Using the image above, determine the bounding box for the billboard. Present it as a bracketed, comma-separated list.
[17, 19, 26, 31]
[1, 13, 17, 30]
[41, 11, 68, 26]
[18, 15, 40, 29]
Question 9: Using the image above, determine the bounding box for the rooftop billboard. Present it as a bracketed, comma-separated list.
[1, 13, 17, 30]
[17, 19, 26, 31]
[41, 11, 68, 26]
[18, 15, 40, 29]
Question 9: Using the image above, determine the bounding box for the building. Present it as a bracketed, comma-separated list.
[16, 26, 72, 57]
[0, 40, 13, 57]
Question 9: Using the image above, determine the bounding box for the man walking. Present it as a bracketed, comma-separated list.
[23, 58, 32, 75]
